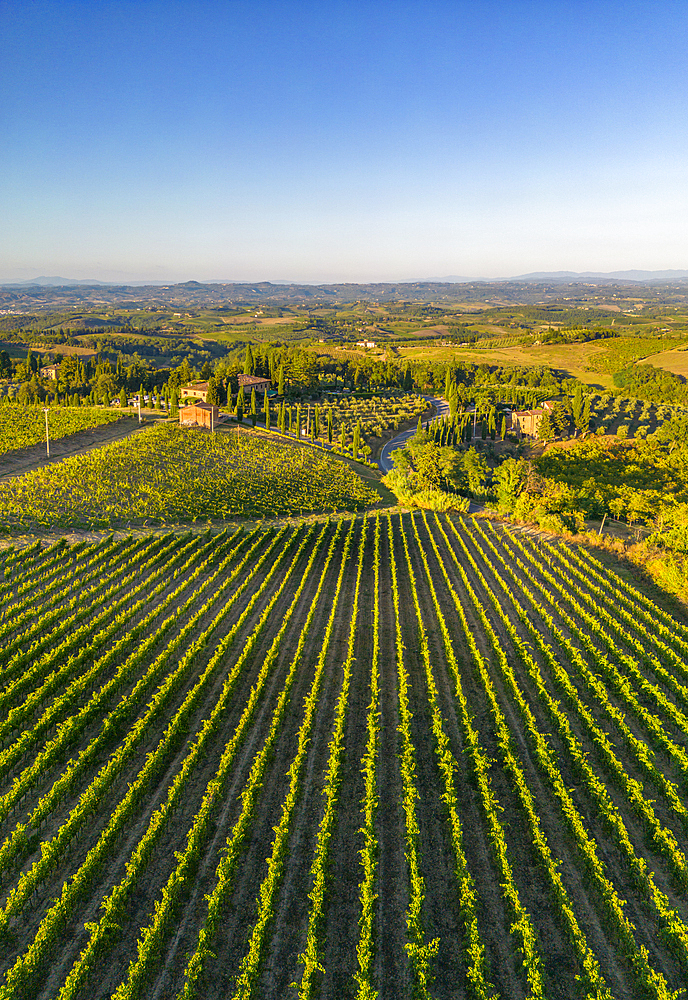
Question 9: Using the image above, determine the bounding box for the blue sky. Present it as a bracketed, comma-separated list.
[1, 0, 687, 282]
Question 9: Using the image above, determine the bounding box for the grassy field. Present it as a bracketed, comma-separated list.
[1, 513, 688, 998]
[640, 346, 688, 377]
[398, 340, 618, 385]
[399, 336, 688, 386]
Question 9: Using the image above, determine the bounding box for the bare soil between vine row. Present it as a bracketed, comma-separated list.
[0, 514, 687, 999]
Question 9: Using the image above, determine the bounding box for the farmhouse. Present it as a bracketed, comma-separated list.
[179, 402, 220, 429]
[181, 382, 210, 403]
[511, 408, 546, 437]
[40, 364, 60, 380]
[510, 400, 558, 437]
[238, 374, 271, 394]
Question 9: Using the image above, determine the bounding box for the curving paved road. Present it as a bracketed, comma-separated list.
[378, 395, 450, 473]
[378, 395, 484, 514]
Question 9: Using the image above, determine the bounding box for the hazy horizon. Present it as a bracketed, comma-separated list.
[4, 268, 688, 288]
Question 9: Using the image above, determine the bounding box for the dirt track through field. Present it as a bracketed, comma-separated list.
[0, 414, 149, 480]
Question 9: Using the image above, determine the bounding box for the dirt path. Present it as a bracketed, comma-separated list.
[0, 414, 154, 480]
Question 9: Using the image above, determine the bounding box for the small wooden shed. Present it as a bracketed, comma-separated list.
[179, 402, 219, 429]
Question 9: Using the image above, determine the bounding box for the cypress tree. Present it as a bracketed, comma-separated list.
[327, 406, 333, 444]
[572, 385, 583, 429]
[278, 365, 285, 396]
[265, 394, 271, 431]
[207, 377, 219, 406]
[352, 420, 361, 460]
[251, 387, 257, 417]
[244, 344, 255, 375]
[448, 382, 460, 416]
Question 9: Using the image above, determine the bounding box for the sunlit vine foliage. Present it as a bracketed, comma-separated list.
[0, 425, 379, 530]
[0, 405, 125, 456]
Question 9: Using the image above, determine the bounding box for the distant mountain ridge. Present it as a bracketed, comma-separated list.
[509, 269, 688, 282]
[5, 269, 687, 288]
[3, 273, 688, 310]
[426, 270, 688, 283]
[12, 276, 110, 286]
[5, 276, 171, 287]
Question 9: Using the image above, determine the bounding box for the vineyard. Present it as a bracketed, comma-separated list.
[0, 514, 688, 998]
[0, 406, 126, 458]
[0, 425, 379, 530]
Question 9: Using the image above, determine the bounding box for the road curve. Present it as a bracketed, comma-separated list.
[378, 395, 485, 514]
[378, 395, 450, 473]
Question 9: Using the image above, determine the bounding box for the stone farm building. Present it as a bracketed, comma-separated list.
[237, 375, 271, 394]
[179, 403, 220, 429]
[181, 382, 210, 403]
[40, 365, 60, 380]
[510, 400, 558, 438]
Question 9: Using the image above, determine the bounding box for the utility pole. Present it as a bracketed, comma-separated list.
[43, 407, 50, 457]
